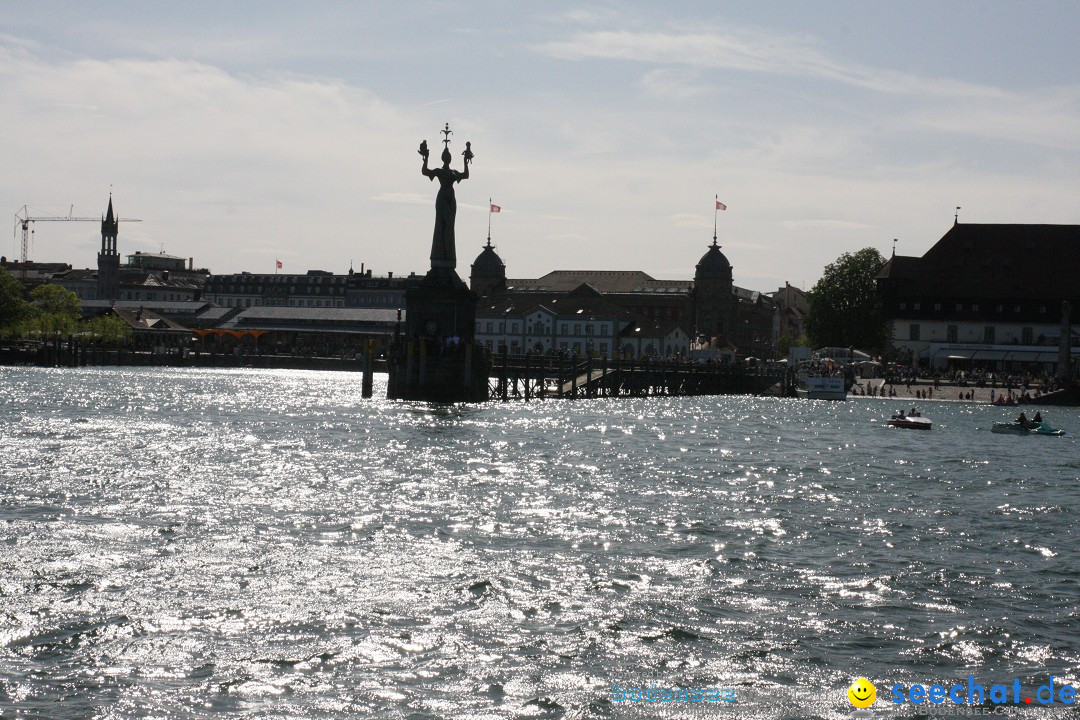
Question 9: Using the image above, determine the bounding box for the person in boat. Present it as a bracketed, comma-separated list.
[909, 407, 920, 417]
[1033, 411, 1043, 426]
[895, 409, 905, 419]
[1016, 411, 1028, 428]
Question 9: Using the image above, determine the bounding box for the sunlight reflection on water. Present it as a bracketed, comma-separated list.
[1, 367, 1078, 718]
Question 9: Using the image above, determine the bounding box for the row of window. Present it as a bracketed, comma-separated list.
[213, 286, 344, 295]
[214, 275, 347, 286]
[475, 321, 613, 335]
[899, 302, 1048, 314]
[909, 324, 1035, 344]
[214, 296, 345, 308]
[122, 291, 193, 302]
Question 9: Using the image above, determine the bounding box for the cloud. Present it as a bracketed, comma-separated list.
[370, 193, 430, 206]
[534, 25, 1007, 98]
[0, 45, 432, 272]
[641, 68, 716, 100]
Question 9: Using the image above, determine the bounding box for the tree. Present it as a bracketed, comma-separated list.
[26, 284, 82, 336]
[0, 266, 31, 334]
[83, 313, 132, 345]
[806, 247, 887, 351]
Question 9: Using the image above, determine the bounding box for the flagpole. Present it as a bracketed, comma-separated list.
[713, 194, 719, 246]
[487, 197, 493, 247]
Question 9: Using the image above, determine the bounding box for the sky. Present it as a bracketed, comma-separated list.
[4, 1, 1080, 292]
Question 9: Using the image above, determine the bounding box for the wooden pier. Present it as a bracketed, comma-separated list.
[486, 350, 788, 401]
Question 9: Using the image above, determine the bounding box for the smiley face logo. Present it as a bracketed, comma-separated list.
[847, 678, 876, 708]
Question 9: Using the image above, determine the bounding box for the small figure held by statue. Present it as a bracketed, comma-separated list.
[420, 124, 471, 271]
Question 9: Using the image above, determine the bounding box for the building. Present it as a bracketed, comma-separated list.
[200, 306, 401, 357]
[876, 222, 1080, 372]
[48, 196, 209, 307]
[474, 283, 636, 358]
[770, 283, 809, 345]
[111, 307, 192, 350]
[204, 267, 417, 311]
[205, 270, 349, 309]
[468, 234, 782, 359]
[0, 259, 72, 288]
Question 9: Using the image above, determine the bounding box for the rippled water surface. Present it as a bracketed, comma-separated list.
[1, 367, 1079, 719]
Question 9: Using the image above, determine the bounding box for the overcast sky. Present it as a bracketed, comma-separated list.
[4, 1, 1080, 291]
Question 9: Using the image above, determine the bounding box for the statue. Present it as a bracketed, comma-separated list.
[420, 123, 471, 271]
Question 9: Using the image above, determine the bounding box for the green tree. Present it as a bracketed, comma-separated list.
[25, 284, 82, 336]
[82, 313, 132, 345]
[806, 247, 887, 351]
[0, 266, 31, 334]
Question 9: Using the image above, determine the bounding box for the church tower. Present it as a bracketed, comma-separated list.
[97, 195, 120, 301]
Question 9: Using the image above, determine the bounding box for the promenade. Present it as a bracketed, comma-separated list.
[853, 378, 1047, 405]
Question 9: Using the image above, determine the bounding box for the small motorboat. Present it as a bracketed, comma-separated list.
[887, 413, 932, 430]
[991, 421, 1065, 436]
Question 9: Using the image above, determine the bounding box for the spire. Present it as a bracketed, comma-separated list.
[105, 194, 115, 224]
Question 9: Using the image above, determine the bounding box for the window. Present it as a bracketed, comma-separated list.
[1022, 327, 1033, 344]
[486, 322, 493, 333]
[972, 304, 979, 312]
[947, 325, 958, 343]
[913, 303, 921, 311]
[909, 323, 920, 341]
[984, 326, 996, 343]
[956, 304, 963, 312]
[934, 303, 941, 311]
[899, 302, 907, 311]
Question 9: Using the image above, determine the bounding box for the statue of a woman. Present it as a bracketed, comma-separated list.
[420, 141, 470, 270]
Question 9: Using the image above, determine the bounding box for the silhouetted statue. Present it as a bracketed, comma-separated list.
[420, 124, 471, 271]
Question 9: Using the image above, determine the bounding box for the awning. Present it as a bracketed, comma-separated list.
[943, 350, 1058, 362]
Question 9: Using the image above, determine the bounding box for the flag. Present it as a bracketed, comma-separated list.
[276, 259, 283, 269]
[716, 200, 727, 211]
[490, 203, 501, 213]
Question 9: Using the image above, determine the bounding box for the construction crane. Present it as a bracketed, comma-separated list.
[13, 204, 141, 264]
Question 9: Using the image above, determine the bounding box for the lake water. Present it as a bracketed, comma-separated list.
[1, 367, 1078, 719]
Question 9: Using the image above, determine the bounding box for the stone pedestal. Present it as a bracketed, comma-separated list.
[387, 269, 490, 402]
[403, 269, 476, 342]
